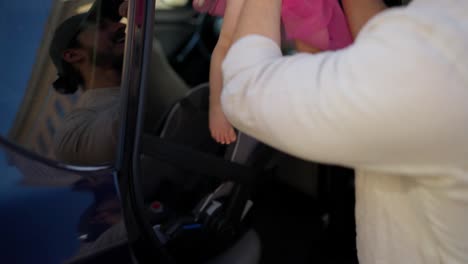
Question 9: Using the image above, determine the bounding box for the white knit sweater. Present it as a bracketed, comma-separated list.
[221, 0, 468, 263]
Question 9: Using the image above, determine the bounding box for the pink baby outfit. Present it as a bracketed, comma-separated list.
[192, 0, 353, 50]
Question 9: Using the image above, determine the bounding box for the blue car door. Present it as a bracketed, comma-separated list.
[0, 0, 156, 263]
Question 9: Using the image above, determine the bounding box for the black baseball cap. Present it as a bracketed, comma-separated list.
[49, 0, 123, 93]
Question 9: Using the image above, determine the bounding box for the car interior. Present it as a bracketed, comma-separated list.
[16, 0, 409, 263]
[133, 1, 411, 263]
[122, 1, 406, 263]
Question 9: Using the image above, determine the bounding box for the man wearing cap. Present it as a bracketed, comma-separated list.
[50, 0, 188, 165]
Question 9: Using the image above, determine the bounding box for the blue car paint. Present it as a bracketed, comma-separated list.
[0, 0, 52, 135]
[0, 138, 126, 264]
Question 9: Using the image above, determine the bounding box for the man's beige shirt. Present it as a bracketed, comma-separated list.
[54, 87, 120, 165]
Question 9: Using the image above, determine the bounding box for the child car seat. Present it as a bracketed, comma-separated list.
[140, 83, 261, 263]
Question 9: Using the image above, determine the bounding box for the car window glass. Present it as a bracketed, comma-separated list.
[2, 0, 126, 167]
[0, 1, 54, 141]
[155, 0, 189, 10]
[136, 2, 235, 235]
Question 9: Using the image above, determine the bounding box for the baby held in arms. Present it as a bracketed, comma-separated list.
[194, 0, 353, 144]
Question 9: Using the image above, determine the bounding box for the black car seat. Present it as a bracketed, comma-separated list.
[144, 39, 190, 134]
[154, 3, 216, 87]
[139, 82, 261, 263]
[207, 229, 261, 264]
[143, 81, 354, 263]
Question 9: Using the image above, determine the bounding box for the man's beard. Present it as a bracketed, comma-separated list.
[88, 48, 124, 76]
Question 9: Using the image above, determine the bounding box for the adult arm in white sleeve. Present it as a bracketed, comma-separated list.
[221, 14, 468, 174]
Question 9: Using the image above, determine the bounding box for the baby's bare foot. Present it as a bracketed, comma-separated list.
[209, 105, 237, 144]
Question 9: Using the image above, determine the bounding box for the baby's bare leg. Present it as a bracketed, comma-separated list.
[209, 0, 248, 144]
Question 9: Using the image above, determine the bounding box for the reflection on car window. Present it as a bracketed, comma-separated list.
[1, 0, 54, 148]
[155, 0, 189, 10]
[4, 0, 126, 166]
